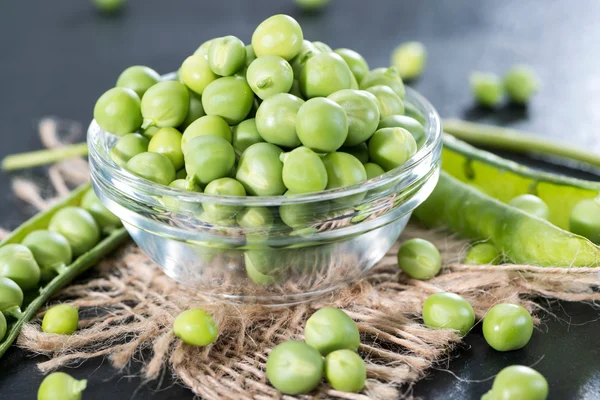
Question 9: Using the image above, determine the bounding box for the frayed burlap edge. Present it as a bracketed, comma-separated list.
[7, 117, 600, 400]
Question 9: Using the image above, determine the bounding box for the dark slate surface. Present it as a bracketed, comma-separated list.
[1, 0, 599, 398]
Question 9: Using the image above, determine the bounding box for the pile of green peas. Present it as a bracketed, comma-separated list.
[0, 188, 120, 342]
[94, 14, 426, 228]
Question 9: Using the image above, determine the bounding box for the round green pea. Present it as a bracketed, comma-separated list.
[110, 133, 149, 167]
[296, 98, 348, 153]
[48, 207, 101, 257]
[181, 54, 218, 95]
[312, 41, 332, 52]
[246, 55, 294, 100]
[324, 349, 366, 393]
[397, 238, 441, 280]
[173, 308, 218, 346]
[255, 93, 304, 148]
[266, 341, 324, 395]
[236, 207, 273, 231]
[504, 65, 540, 104]
[471, 72, 505, 107]
[148, 127, 184, 170]
[290, 40, 319, 78]
[182, 115, 232, 151]
[178, 91, 206, 131]
[339, 143, 369, 164]
[391, 41, 427, 81]
[175, 168, 187, 180]
[328, 89, 380, 146]
[232, 118, 264, 154]
[509, 194, 550, 220]
[289, 79, 303, 98]
[377, 115, 425, 148]
[252, 14, 304, 61]
[279, 191, 330, 228]
[368, 127, 417, 171]
[203, 178, 246, 220]
[281, 147, 328, 193]
[364, 162, 385, 179]
[359, 66, 406, 99]
[164, 179, 202, 212]
[184, 135, 235, 186]
[299, 52, 354, 98]
[245, 253, 278, 285]
[365, 85, 405, 118]
[245, 44, 256, 66]
[464, 243, 500, 265]
[80, 189, 122, 233]
[141, 125, 160, 139]
[0, 312, 6, 341]
[141, 81, 190, 129]
[126, 152, 176, 186]
[334, 48, 369, 83]
[404, 102, 426, 125]
[116, 65, 160, 98]
[295, 0, 330, 10]
[236, 143, 286, 196]
[304, 307, 360, 356]
[194, 38, 216, 57]
[38, 372, 87, 400]
[422, 292, 475, 335]
[569, 198, 600, 244]
[482, 365, 548, 400]
[202, 76, 254, 125]
[0, 277, 24, 317]
[42, 304, 79, 335]
[94, 87, 142, 136]
[208, 35, 246, 76]
[0, 244, 41, 290]
[93, 0, 124, 14]
[323, 152, 367, 191]
[482, 303, 533, 352]
[22, 230, 72, 279]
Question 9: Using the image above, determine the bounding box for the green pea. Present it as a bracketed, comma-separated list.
[115, 65, 160, 98]
[328, 89, 380, 146]
[208, 35, 246, 76]
[80, 189, 122, 233]
[312, 41, 332, 52]
[245, 44, 256, 66]
[289, 79, 303, 98]
[0, 277, 24, 317]
[22, 230, 73, 279]
[368, 127, 417, 171]
[126, 152, 176, 186]
[482, 303, 533, 352]
[299, 52, 354, 98]
[295, 0, 330, 10]
[0, 244, 40, 290]
[175, 168, 187, 180]
[0, 312, 6, 341]
[194, 38, 216, 57]
[470, 72, 505, 107]
[140, 125, 160, 139]
[110, 133, 149, 167]
[232, 118, 264, 154]
[245, 252, 278, 285]
[266, 341, 324, 395]
[364, 162, 385, 179]
[377, 115, 426, 149]
[365, 85, 405, 118]
[246, 55, 294, 100]
[181, 115, 232, 152]
[178, 91, 206, 131]
[38, 372, 87, 400]
[42, 304, 79, 335]
[323, 152, 367, 191]
[181, 55, 218, 95]
[569, 198, 600, 244]
[482, 365, 548, 400]
[464, 243, 500, 265]
[404, 102, 426, 125]
[279, 191, 330, 228]
[93, 87, 142, 136]
[359, 66, 406, 99]
[422, 292, 475, 335]
[290, 40, 320, 78]
[324, 349, 366, 393]
[147, 127, 184, 170]
[48, 207, 101, 257]
[173, 308, 218, 346]
[236, 143, 286, 196]
[184, 136, 235, 186]
[252, 14, 304, 61]
[281, 147, 328, 193]
[397, 238, 441, 280]
[202, 178, 246, 220]
[296, 98, 348, 153]
[255, 93, 304, 148]
[164, 179, 202, 212]
[509, 194, 550, 220]
[391, 41, 427, 80]
[93, 0, 124, 14]
[504, 65, 540, 104]
[339, 143, 369, 164]
[304, 307, 360, 356]
[334, 48, 369, 84]
[236, 207, 274, 234]
[141, 81, 190, 129]
[202, 76, 254, 125]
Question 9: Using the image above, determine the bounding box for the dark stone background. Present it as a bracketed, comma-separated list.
[1, 0, 599, 398]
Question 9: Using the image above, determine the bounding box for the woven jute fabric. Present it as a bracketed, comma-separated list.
[8, 118, 600, 400]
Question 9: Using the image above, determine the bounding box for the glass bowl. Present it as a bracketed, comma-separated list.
[87, 83, 442, 304]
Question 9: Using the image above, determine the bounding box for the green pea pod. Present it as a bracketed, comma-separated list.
[0, 183, 129, 359]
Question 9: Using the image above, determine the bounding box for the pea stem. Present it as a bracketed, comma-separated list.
[2, 143, 89, 171]
[443, 119, 600, 169]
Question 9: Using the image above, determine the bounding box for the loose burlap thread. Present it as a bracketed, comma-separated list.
[7, 118, 600, 399]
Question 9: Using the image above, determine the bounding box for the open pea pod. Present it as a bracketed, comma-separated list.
[0, 183, 128, 358]
[414, 134, 600, 267]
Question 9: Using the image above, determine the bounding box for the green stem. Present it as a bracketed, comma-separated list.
[443, 118, 600, 169]
[2, 143, 89, 171]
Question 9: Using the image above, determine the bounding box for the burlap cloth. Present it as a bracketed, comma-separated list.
[6, 118, 600, 399]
